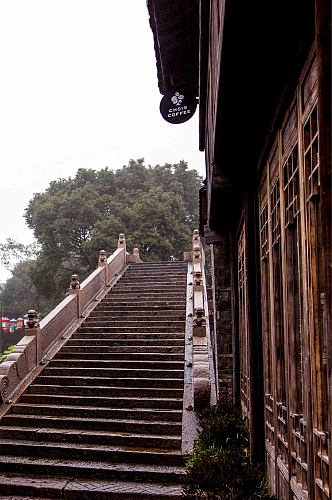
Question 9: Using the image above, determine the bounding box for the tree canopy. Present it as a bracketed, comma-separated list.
[3, 159, 202, 311]
[0, 239, 52, 318]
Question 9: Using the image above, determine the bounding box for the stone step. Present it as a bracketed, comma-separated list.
[114, 278, 187, 284]
[75, 328, 185, 335]
[116, 282, 186, 288]
[127, 262, 187, 267]
[60, 345, 185, 354]
[115, 286, 185, 292]
[54, 352, 185, 361]
[130, 260, 187, 264]
[28, 384, 183, 399]
[66, 338, 185, 347]
[101, 301, 186, 307]
[0, 439, 183, 466]
[0, 473, 184, 499]
[103, 296, 186, 302]
[2, 414, 182, 435]
[90, 310, 186, 318]
[34, 376, 184, 389]
[20, 394, 183, 409]
[112, 286, 185, 293]
[118, 278, 187, 284]
[125, 268, 187, 274]
[120, 272, 187, 285]
[121, 276, 186, 282]
[63, 478, 184, 499]
[47, 359, 185, 370]
[105, 290, 185, 297]
[0, 456, 185, 483]
[102, 299, 185, 306]
[0, 426, 181, 450]
[41, 366, 184, 378]
[95, 300, 186, 314]
[0, 473, 66, 499]
[11, 404, 183, 421]
[121, 275, 186, 280]
[107, 292, 186, 299]
[98, 302, 186, 309]
[82, 320, 186, 329]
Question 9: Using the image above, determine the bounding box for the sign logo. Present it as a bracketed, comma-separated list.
[171, 92, 184, 106]
[160, 85, 197, 124]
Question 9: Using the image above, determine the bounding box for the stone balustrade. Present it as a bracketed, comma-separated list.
[0, 234, 140, 404]
[185, 229, 216, 411]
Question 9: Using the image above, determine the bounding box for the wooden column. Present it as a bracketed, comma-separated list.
[245, 188, 265, 467]
[315, 0, 331, 493]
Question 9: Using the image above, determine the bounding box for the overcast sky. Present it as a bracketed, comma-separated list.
[0, 1, 205, 282]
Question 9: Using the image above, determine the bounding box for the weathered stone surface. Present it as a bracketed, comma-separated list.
[0, 261, 188, 498]
[193, 363, 210, 379]
[193, 377, 210, 411]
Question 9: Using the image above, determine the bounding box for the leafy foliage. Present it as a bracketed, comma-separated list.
[0, 345, 16, 361]
[0, 159, 202, 314]
[0, 258, 56, 318]
[24, 159, 201, 266]
[183, 401, 276, 500]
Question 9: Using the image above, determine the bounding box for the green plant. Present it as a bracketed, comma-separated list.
[183, 400, 276, 500]
[0, 345, 16, 361]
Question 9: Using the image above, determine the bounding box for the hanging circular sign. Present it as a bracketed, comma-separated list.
[160, 85, 198, 124]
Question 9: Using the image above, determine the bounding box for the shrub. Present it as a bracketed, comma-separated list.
[183, 400, 276, 500]
[0, 345, 16, 362]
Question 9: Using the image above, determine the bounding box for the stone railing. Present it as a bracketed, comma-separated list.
[0, 233, 142, 404]
[184, 229, 216, 411]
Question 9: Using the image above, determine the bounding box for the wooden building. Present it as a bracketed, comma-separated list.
[147, 0, 331, 498]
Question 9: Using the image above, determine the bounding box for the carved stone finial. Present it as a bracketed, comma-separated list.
[133, 248, 139, 256]
[99, 250, 107, 263]
[193, 244, 201, 260]
[193, 308, 206, 328]
[118, 233, 126, 248]
[193, 229, 200, 240]
[70, 274, 80, 290]
[26, 310, 39, 329]
[194, 270, 203, 286]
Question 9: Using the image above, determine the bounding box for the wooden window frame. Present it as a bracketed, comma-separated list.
[256, 45, 329, 500]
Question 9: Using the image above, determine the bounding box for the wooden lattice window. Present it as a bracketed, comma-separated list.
[283, 142, 307, 486]
[304, 106, 319, 201]
[284, 146, 300, 227]
[256, 50, 329, 500]
[259, 175, 274, 446]
[291, 414, 308, 490]
[270, 174, 286, 407]
[238, 224, 249, 422]
[303, 102, 329, 500]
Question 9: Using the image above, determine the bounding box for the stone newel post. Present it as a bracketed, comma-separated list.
[98, 249, 109, 285]
[69, 274, 83, 318]
[24, 309, 42, 365]
[118, 233, 126, 265]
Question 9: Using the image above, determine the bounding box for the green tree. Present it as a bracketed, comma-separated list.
[22, 159, 202, 303]
[0, 260, 53, 318]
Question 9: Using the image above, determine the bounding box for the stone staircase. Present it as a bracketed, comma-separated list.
[0, 261, 188, 499]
